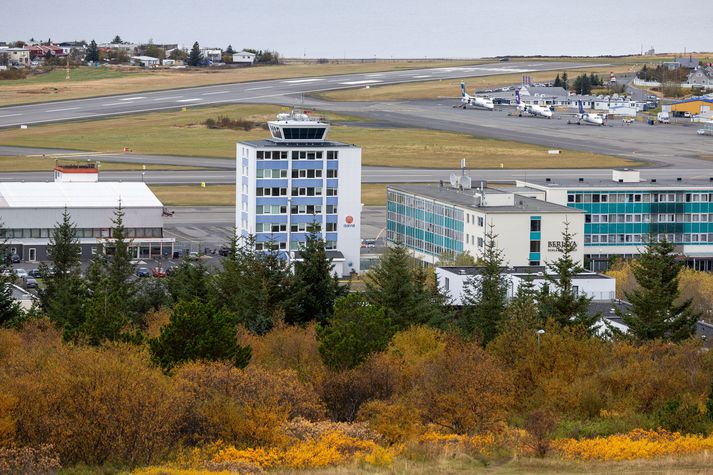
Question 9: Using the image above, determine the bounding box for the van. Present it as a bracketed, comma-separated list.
[657, 112, 670, 124]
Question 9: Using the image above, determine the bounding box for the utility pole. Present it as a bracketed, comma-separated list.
[65, 54, 70, 80]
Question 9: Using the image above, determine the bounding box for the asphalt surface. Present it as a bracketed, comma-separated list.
[0, 61, 600, 128]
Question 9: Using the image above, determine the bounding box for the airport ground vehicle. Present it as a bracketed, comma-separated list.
[657, 112, 670, 124]
[136, 267, 150, 277]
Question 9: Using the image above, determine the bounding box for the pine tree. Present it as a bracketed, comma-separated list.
[621, 238, 699, 341]
[225, 44, 235, 55]
[561, 72, 569, 90]
[365, 242, 445, 330]
[538, 223, 597, 329]
[504, 274, 540, 330]
[461, 225, 508, 343]
[0, 221, 21, 327]
[288, 225, 346, 326]
[85, 39, 99, 62]
[187, 41, 203, 66]
[553, 73, 562, 88]
[111, 35, 122, 44]
[317, 293, 393, 370]
[39, 208, 85, 335]
[149, 299, 251, 372]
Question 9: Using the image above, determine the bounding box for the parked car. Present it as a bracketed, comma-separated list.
[218, 246, 231, 257]
[136, 267, 151, 278]
[28, 269, 42, 278]
[14, 268, 28, 279]
[23, 277, 38, 289]
[10, 254, 20, 264]
[165, 266, 176, 276]
[151, 267, 166, 278]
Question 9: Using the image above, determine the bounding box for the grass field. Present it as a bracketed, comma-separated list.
[0, 156, 199, 172]
[6, 67, 130, 85]
[315, 65, 638, 102]
[0, 60, 478, 106]
[149, 184, 236, 206]
[0, 104, 640, 170]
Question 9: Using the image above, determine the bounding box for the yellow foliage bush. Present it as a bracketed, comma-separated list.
[413, 429, 525, 460]
[358, 400, 423, 443]
[552, 429, 713, 461]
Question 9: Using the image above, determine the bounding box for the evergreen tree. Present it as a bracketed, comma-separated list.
[553, 73, 562, 88]
[504, 275, 540, 330]
[85, 39, 99, 62]
[561, 72, 569, 90]
[461, 225, 508, 343]
[317, 294, 393, 370]
[365, 242, 445, 330]
[225, 44, 235, 55]
[538, 223, 597, 329]
[149, 299, 251, 372]
[39, 208, 85, 335]
[187, 41, 203, 66]
[0, 221, 21, 327]
[621, 238, 699, 341]
[289, 225, 346, 326]
[167, 258, 212, 303]
[111, 35, 123, 44]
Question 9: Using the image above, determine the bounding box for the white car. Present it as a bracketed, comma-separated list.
[698, 129, 707, 135]
[14, 268, 28, 279]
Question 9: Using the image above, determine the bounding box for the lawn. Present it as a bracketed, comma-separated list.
[149, 184, 236, 206]
[0, 156, 199, 172]
[316, 65, 638, 102]
[0, 60, 479, 106]
[0, 104, 640, 170]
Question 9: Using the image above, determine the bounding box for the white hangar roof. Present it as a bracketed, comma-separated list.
[0, 182, 163, 209]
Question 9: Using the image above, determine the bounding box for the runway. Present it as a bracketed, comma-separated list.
[0, 61, 600, 128]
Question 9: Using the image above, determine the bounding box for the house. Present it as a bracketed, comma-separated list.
[2, 48, 31, 67]
[130, 56, 160, 68]
[233, 51, 256, 64]
[27, 44, 65, 60]
[10, 284, 36, 311]
[676, 55, 700, 69]
[161, 58, 181, 66]
[521, 86, 569, 106]
[685, 67, 713, 89]
[97, 43, 138, 54]
[200, 48, 223, 63]
[58, 41, 86, 55]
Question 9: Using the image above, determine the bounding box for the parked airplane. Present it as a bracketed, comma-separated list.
[514, 89, 553, 119]
[574, 100, 605, 126]
[459, 81, 494, 110]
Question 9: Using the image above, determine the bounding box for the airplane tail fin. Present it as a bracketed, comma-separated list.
[461, 81, 466, 97]
[515, 89, 521, 104]
[578, 100, 584, 114]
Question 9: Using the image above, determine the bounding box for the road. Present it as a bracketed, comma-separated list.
[0, 61, 600, 128]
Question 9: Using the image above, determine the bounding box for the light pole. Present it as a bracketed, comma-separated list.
[536, 329, 545, 348]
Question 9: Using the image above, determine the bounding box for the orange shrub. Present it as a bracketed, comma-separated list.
[358, 400, 423, 444]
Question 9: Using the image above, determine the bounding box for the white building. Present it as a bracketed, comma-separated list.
[201, 48, 222, 63]
[232, 51, 256, 64]
[0, 164, 174, 262]
[236, 111, 362, 276]
[130, 56, 160, 68]
[436, 266, 616, 305]
[3, 48, 30, 67]
[387, 179, 585, 267]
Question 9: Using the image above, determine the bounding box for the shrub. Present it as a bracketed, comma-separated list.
[358, 400, 423, 444]
[523, 410, 559, 457]
[0, 444, 61, 475]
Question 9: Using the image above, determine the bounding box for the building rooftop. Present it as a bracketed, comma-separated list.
[438, 265, 611, 279]
[521, 176, 713, 189]
[240, 139, 355, 148]
[389, 184, 580, 214]
[0, 182, 163, 209]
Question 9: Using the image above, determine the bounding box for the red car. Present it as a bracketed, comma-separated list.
[151, 267, 166, 278]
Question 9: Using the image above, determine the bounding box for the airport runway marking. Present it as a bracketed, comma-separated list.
[153, 96, 182, 101]
[119, 96, 146, 101]
[339, 80, 382, 85]
[245, 86, 273, 91]
[413, 75, 431, 78]
[282, 78, 325, 83]
[0, 113, 22, 118]
[101, 102, 126, 107]
[45, 107, 80, 112]
[201, 91, 229, 96]
[177, 98, 202, 102]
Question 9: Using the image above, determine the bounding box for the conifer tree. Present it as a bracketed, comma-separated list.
[461, 225, 508, 343]
[0, 221, 21, 327]
[289, 225, 346, 326]
[85, 39, 99, 62]
[621, 238, 699, 341]
[187, 41, 203, 66]
[561, 72, 569, 90]
[504, 274, 539, 330]
[553, 73, 562, 88]
[39, 208, 85, 335]
[538, 223, 597, 329]
[365, 242, 445, 330]
[225, 44, 235, 55]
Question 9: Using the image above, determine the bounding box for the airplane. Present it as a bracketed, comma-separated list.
[574, 100, 605, 126]
[458, 81, 494, 110]
[514, 89, 553, 119]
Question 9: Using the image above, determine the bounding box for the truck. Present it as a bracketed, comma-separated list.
[657, 112, 670, 124]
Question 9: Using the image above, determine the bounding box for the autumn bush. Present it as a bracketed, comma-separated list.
[0, 444, 61, 475]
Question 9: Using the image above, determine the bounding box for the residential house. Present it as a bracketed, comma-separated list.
[685, 67, 713, 89]
[130, 56, 160, 68]
[233, 51, 256, 64]
[200, 48, 222, 63]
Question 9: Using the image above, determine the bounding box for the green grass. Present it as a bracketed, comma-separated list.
[0, 156, 200, 172]
[0, 104, 640, 170]
[149, 184, 235, 206]
[2, 66, 131, 85]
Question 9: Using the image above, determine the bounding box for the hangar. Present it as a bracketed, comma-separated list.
[670, 98, 713, 117]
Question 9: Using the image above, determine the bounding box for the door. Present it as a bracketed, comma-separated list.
[28, 248, 36, 262]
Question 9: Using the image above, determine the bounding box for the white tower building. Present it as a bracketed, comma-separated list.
[237, 111, 361, 276]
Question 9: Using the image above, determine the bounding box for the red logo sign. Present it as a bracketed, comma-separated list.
[345, 215, 354, 224]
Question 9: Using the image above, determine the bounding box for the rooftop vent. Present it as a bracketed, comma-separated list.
[677, 177, 682, 181]
[459, 269, 466, 275]
[651, 179, 657, 183]
[578, 177, 584, 182]
[618, 179, 623, 183]
[545, 178, 551, 182]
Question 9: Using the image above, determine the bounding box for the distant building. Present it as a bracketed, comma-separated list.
[0, 164, 174, 262]
[97, 43, 138, 54]
[27, 44, 65, 60]
[1, 48, 30, 67]
[437, 266, 616, 305]
[130, 56, 160, 68]
[201, 48, 222, 63]
[233, 51, 256, 64]
[685, 67, 713, 89]
[386, 180, 584, 267]
[670, 98, 713, 116]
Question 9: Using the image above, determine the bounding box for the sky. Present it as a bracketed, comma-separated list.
[3, 0, 711, 58]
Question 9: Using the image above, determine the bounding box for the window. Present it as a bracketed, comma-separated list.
[257, 169, 287, 178]
[529, 260, 540, 266]
[326, 187, 338, 196]
[326, 169, 338, 178]
[477, 216, 484, 227]
[530, 240, 541, 252]
[477, 237, 484, 248]
[530, 220, 541, 232]
[326, 204, 338, 214]
[291, 169, 322, 178]
[327, 151, 339, 160]
[326, 222, 337, 232]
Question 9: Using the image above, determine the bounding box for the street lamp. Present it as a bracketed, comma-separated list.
[536, 329, 545, 348]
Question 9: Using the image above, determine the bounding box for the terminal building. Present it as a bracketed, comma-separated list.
[386, 176, 584, 267]
[0, 164, 174, 262]
[518, 169, 713, 271]
[236, 111, 362, 276]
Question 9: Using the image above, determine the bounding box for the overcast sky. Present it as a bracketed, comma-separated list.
[4, 0, 711, 58]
